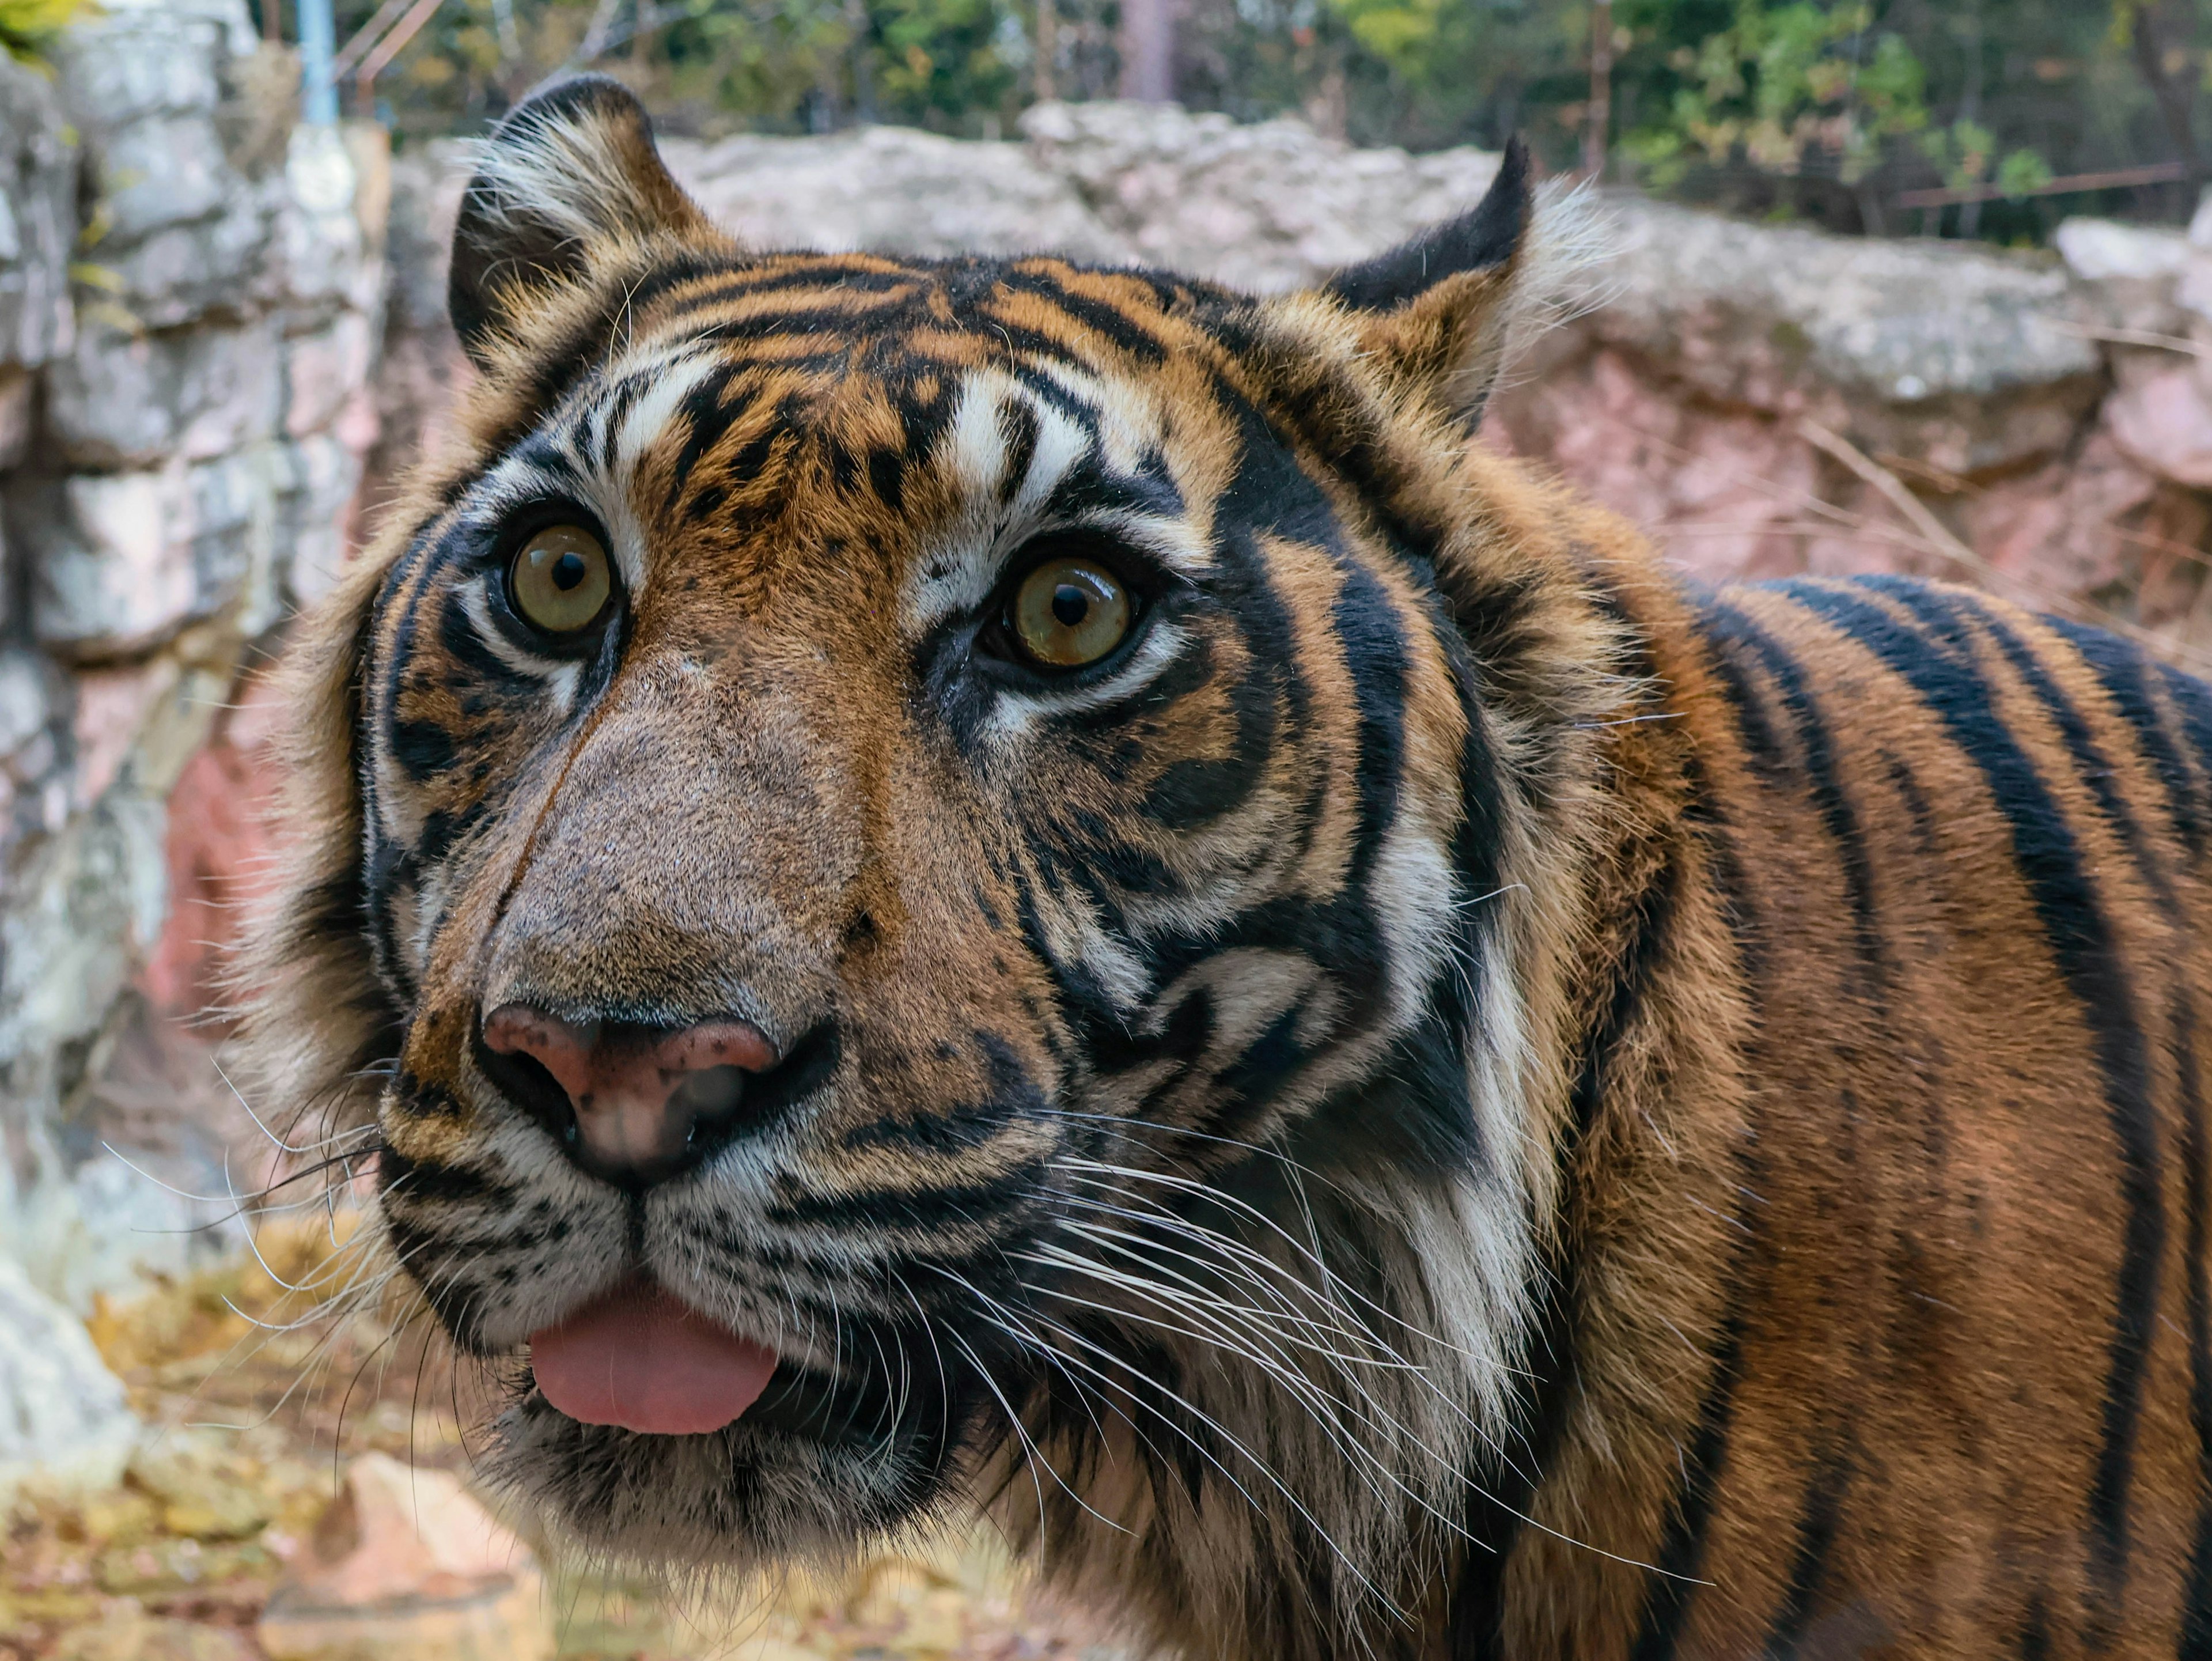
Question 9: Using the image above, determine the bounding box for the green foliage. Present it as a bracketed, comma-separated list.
[0, 0, 92, 66]
[1617, 5, 1934, 184]
[870, 0, 1021, 127]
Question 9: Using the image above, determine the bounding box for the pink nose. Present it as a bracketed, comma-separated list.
[482, 1005, 778, 1183]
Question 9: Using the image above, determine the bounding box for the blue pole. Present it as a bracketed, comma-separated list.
[299, 0, 338, 123]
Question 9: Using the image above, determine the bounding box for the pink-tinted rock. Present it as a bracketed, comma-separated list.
[256, 1455, 554, 1661]
[1966, 430, 2162, 603]
[2107, 361, 2212, 490]
[1490, 345, 1834, 583]
[142, 671, 285, 1026]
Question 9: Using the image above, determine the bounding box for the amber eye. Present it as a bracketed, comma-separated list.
[508, 524, 612, 634]
[1008, 556, 1132, 669]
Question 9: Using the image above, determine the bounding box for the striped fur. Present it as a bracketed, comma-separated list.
[239, 76, 2212, 1660]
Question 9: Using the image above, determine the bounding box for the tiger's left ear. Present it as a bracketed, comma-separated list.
[449, 75, 724, 366]
[1321, 137, 1536, 428]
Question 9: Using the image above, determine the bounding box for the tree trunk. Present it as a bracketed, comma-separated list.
[1118, 0, 1175, 103]
[2133, 0, 2207, 192]
[1582, 0, 1612, 180]
[1035, 0, 1056, 101]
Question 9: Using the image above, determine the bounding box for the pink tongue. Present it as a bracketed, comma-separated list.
[529, 1280, 778, 1435]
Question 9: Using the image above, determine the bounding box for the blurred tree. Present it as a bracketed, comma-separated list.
[325, 0, 2212, 239]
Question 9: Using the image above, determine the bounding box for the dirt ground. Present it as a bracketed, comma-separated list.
[0, 1224, 1126, 1660]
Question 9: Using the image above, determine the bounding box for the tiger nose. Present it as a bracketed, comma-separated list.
[480, 1005, 779, 1186]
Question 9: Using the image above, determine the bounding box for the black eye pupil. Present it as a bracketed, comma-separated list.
[550, 550, 589, 592]
[1051, 584, 1089, 627]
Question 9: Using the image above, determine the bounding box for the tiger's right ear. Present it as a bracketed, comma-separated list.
[1317, 138, 1551, 429]
[449, 75, 719, 367]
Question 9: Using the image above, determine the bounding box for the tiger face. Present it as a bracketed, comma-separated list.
[249, 77, 1622, 1648]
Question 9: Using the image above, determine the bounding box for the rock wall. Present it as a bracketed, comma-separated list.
[0, 0, 386, 1331]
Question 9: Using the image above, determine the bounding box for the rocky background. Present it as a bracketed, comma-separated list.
[3, 10, 2212, 1651]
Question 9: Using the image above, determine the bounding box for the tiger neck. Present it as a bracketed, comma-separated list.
[1425, 453, 1762, 1652]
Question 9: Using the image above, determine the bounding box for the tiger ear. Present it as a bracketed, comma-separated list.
[449, 75, 718, 367]
[1321, 137, 1536, 429]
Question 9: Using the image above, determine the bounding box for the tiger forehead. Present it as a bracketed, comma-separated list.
[511, 280, 1229, 630]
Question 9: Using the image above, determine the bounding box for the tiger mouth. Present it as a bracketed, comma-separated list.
[518, 1273, 964, 1454]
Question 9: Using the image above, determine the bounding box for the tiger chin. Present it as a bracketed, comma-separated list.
[240, 73, 2212, 1661]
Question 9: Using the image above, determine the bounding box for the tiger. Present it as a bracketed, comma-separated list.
[237, 71, 2212, 1661]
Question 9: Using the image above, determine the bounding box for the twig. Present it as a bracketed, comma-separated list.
[2048, 318, 2212, 360]
[1895, 161, 2188, 209]
[1796, 418, 1986, 574]
[1796, 416, 2212, 671]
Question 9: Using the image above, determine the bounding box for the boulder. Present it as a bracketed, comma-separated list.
[48, 1608, 251, 1661]
[664, 123, 1126, 264]
[0, 1254, 137, 1501]
[2106, 360, 2212, 490]
[257, 1454, 554, 1661]
[2055, 217, 2191, 336]
[1020, 99, 1501, 290]
[0, 54, 76, 373]
[46, 317, 286, 470]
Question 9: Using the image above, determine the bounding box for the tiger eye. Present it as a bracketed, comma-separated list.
[509, 524, 612, 634]
[1010, 558, 1131, 668]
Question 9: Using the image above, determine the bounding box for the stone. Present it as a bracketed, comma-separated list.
[51, 0, 233, 131]
[0, 365, 36, 467]
[0, 650, 53, 763]
[0, 54, 78, 372]
[17, 469, 203, 656]
[257, 1454, 555, 1661]
[2106, 360, 2212, 489]
[47, 316, 285, 468]
[48, 1607, 251, 1661]
[274, 124, 380, 318]
[1488, 345, 1834, 584]
[1585, 196, 2099, 409]
[90, 187, 275, 334]
[128, 1433, 277, 1539]
[17, 466, 225, 658]
[664, 124, 1126, 266]
[2057, 218, 2194, 337]
[1020, 99, 1500, 290]
[1965, 428, 2163, 601]
[2055, 217, 2191, 285]
[274, 432, 366, 611]
[0, 1254, 138, 1501]
[88, 115, 237, 247]
[284, 312, 375, 439]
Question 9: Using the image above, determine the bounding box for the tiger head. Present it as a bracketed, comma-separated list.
[246, 77, 1630, 1655]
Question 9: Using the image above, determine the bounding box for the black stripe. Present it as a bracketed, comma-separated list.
[2177, 995, 2212, 1661]
[992, 268, 1173, 364]
[1885, 584, 2170, 909]
[1628, 1311, 1748, 1660]
[660, 260, 923, 314]
[1763, 1450, 1853, 1660]
[1784, 578, 2165, 1624]
[2163, 664, 2212, 880]
[1698, 606, 1793, 782]
[766, 1169, 1046, 1231]
[2048, 618, 2208, 861]
[1701, 598, 1887, 989]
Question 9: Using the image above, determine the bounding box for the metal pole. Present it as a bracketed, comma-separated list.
[299, 0, 339, 124]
